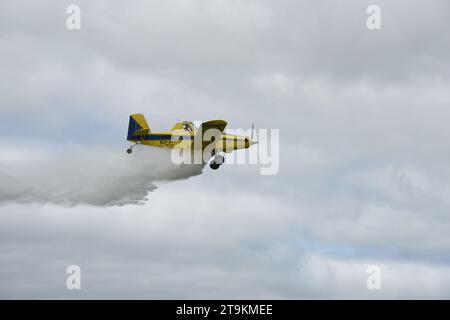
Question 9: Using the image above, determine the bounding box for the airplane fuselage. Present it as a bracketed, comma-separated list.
[128, 131, 250, 153]
[126, 115, 255, 170]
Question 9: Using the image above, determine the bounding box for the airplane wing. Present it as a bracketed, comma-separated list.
[193, 120, 227, 149]
[198, 120, 227, 134]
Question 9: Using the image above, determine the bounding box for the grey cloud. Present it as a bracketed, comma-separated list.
[1, 199, 450, 299]
[1, 0, 450, 299]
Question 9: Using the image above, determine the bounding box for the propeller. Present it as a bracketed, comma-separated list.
[250, 122, 258, 145]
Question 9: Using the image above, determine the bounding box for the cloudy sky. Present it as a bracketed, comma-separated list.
[1, 0, 450, 299]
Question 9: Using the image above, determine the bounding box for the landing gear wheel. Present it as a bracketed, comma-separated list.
[127, 148, 132, 154]
[209, 161, 220, 170]
[214, 154, 225, 165]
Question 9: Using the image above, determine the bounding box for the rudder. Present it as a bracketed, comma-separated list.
[127, 114, 150, 140]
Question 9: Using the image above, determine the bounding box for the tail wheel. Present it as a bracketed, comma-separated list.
[127, 148, 132, 154]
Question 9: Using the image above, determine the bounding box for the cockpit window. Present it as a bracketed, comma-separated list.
[183, 123, 194, 132]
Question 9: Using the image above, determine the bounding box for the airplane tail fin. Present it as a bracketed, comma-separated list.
[127, 114, 150, 140]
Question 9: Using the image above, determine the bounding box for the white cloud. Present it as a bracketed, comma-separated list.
[0, 143, 203, 206]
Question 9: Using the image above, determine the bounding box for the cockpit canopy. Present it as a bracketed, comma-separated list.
[171, 121, 197, 132]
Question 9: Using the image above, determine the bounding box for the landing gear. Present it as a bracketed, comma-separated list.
[210, 161, 220, 170]
[214, 154, 225, 165]
[127, 143, 138, 154]
[127, 141, 142, 154]
[209, 151, 225, 170]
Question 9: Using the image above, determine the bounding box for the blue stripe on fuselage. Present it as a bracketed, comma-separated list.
[128, 134, 244, 141]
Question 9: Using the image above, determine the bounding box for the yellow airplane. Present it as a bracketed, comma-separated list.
[126, 113, 256, 170]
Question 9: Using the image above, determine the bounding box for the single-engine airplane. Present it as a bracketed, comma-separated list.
[126, 114, 256, 170]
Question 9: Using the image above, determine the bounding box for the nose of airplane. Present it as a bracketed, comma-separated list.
[245, 138, 258, 148]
